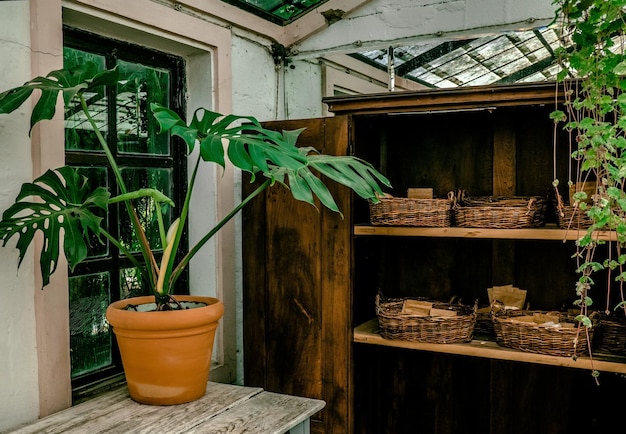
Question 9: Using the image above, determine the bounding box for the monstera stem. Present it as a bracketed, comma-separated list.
[99, 229, 144, 271]
[168, 178, 272, 286]
[79, 95, 128, 195]
[79, 94, 158, 291]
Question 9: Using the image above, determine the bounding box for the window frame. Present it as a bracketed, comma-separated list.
[63, 27, 188, 401]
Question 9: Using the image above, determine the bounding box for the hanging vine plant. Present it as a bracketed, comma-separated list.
[551, 0, 626, 379]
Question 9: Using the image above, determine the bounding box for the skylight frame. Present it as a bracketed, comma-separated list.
[221, 0, 329, 25]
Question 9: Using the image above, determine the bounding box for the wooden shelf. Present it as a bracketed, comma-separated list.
[354, 319, 626, 374]
[354, 224, 615, 241]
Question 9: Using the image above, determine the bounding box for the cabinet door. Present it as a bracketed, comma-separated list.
[242, 115, 354, 434]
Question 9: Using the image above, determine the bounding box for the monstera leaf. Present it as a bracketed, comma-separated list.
[151, 103, 389, 213]
[0, 166, 110, 287]
[152, 104, 307, 173]
[0, 62, 118, 132]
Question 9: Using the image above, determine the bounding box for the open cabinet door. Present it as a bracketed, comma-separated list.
[242, 115, 353, 434]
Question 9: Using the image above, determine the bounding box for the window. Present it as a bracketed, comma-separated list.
[63, 28, 187, 401]
[221, 0, 328, 25]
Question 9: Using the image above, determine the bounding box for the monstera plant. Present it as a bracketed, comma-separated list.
[0, 62, 389, 304]
[0, 62, 390, 404]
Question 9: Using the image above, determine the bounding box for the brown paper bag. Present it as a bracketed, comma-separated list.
[407, 188, 433, 199]
[430, 307, 457, 317]
[533, 313, 560, 324]
[508, 315, 535, 324]
[401, 299, 432, 315]
[487, 284, 527, 309]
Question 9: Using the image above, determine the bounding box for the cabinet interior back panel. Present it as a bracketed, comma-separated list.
[353, 106, 570, 202]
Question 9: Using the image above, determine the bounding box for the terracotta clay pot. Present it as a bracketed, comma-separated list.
[105, 295, 224, 405]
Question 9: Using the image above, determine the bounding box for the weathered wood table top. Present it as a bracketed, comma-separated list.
[7, 382, 325, 434]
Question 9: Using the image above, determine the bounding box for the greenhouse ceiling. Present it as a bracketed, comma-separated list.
[224, 1, 569, 88]
[350, 27, 566, 89]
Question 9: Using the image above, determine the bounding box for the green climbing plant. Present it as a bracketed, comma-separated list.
[551, 0, 626, 378]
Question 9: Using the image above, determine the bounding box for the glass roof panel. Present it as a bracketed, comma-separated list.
[221, 0, 328, 25]
[351, 27, 571, 89]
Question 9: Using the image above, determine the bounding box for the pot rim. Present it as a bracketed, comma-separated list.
[106, 295, 224, 331]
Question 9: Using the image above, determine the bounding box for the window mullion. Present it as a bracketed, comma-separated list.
[106, 58, 122, 304]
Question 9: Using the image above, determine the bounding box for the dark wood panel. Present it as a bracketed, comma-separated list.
[243, 116, 353, 434]
[354, 346, 491, 434]
[354, 112, 493, 198]
[489, 361, 626, 434]
[353, 237, 493, 312]
[242, 152, 268, 390]
[319, 116, 354, 433]
[353, 236, 585, 314]
[324, 81, 563, 115]
[354, 346, 626, 434]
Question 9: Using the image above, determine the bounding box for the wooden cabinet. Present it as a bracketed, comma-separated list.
[242, 83, 626, 434]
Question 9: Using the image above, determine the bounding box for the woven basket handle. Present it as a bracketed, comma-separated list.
[489, 299, 506, 317]
[449, 189, 464, 208]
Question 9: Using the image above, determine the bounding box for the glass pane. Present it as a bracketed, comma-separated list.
[75, 167, 109, 258]
[224, 0, 327, 23]
[119, 167, 174, 252]
[116, 60, 170, 155]
[69, 272, 112, 378]
[63, 47, 108, 151]
[120, 267, 149, 300]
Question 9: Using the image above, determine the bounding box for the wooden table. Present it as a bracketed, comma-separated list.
[7, 382, 325, 434]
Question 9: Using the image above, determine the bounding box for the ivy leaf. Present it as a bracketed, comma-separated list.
[550, 110, 567, 122]
[575, 315, 593, 328]
[614, 61, 626, 76]
[0, 166, 109, 288]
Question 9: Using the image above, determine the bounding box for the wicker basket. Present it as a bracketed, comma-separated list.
[553, 191, 593, 230]
[555, 203, 593, 229]
[594, 313, 626, 356]
[454, 194, 548, 229]
[375, 295, 476, 344]
[475, 303, 523, 338]
[369, 196, 453, 227]
[492, 310, 595, 357]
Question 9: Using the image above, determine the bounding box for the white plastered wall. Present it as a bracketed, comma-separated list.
[0, 2, 40, 429]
